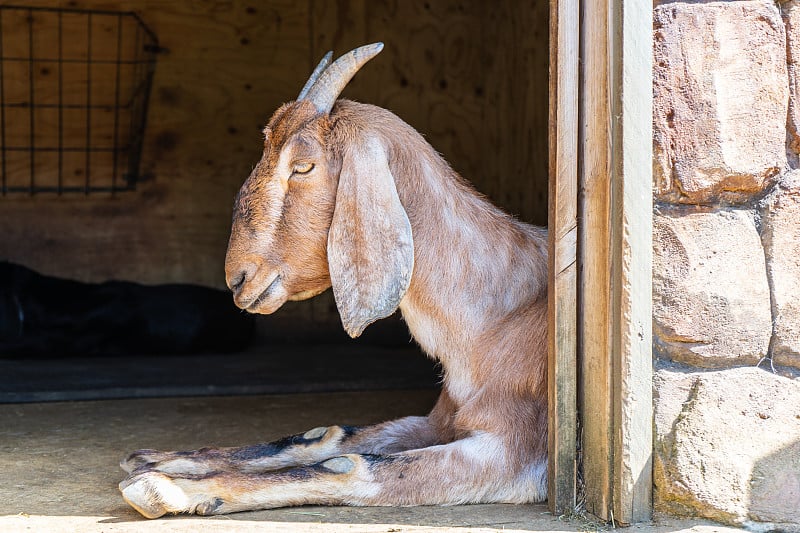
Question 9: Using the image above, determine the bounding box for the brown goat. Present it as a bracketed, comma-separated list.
[120, 43, 549, 518]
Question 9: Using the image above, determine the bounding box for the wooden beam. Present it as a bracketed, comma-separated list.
[547, 0, 579, 515]
[577, 0, 653, 524]
[578, 0, 613, 519]
[609, 0, 653, 523]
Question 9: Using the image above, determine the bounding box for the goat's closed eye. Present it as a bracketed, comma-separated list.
[292, 162, 315, 175]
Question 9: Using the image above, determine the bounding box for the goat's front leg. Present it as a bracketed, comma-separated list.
[121, 415, 441, 476]
[120, 432, 546, 518]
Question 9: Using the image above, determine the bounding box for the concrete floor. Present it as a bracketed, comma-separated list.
[0, 389, 741, 533]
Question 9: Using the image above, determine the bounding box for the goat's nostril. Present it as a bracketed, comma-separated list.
[227, 272, 247, 293]
[226, 261, 259, 294]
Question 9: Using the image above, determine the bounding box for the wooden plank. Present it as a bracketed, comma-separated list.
[547, 0, 579, 515]
[0, 0, 313, 288]
[577, 0, 653, 523]
[482, 0, 550, 226]
[0, 0, 551, 332]
[0, 9, 143, 108]
[578, 0, 614, 520]
[311, 0, 548, 226]
[609, 0, 653, 523]
[363, 0, 485, 201]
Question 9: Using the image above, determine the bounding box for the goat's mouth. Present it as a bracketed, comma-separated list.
[239, 273, 287, 314]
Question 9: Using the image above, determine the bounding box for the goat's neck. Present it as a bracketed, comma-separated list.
[383, 133, 547, 370]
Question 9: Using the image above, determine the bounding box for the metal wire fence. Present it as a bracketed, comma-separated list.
[0, 5, 158, 196]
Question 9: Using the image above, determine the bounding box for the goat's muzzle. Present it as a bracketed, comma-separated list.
[226, 259, 286, 314]
[225, 261, 256, 294]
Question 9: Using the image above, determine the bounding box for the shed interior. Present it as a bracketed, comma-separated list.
[0, 0, 549, 402]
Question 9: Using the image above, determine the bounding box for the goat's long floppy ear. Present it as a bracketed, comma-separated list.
[327, 137, 414, 338]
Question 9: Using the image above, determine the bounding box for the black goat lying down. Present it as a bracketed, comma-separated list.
[0, 261, 254, 357]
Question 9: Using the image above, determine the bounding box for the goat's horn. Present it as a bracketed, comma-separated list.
[302, 42, 384, 114]
[297, 51, 333, 100]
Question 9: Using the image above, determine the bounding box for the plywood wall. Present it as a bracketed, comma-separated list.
[0, 1, 548, 315]
[311, 0, 550, 227]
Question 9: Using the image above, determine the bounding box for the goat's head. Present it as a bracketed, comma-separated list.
[225, 43, 414, 338]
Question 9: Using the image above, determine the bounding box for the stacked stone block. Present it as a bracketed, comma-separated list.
[652, 0, 800, 529]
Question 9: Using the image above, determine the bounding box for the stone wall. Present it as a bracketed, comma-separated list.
[652, 1, 800, 529]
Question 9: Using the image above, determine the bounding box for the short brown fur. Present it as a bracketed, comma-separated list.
[120, 73, 548, 518]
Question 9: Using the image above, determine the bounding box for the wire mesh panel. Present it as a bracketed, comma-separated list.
[0, 5, 158, 196]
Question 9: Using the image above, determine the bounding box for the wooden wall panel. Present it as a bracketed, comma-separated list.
[0, 0, 311, 288]
[483, 0, 550, 226]
[311, 0, 549, 225]
[0, 0, 548, 329]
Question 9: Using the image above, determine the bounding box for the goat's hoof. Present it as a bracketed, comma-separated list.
[120, 471, 186, 519]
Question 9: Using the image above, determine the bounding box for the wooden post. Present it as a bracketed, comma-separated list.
[578, 0, 614, 518]
[549, 0, 652, 523]
[609, 0, 653, 523]
[576, 0, 653, 524]
[547, 0, 579, 516]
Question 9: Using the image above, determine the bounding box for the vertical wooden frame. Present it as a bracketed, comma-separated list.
[549, 0, 652, 523]
[579, 0, 614, 518]
[609, 0, 653, 522]
[578, 0, 654, 524]
[547, 0, 579, 515]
